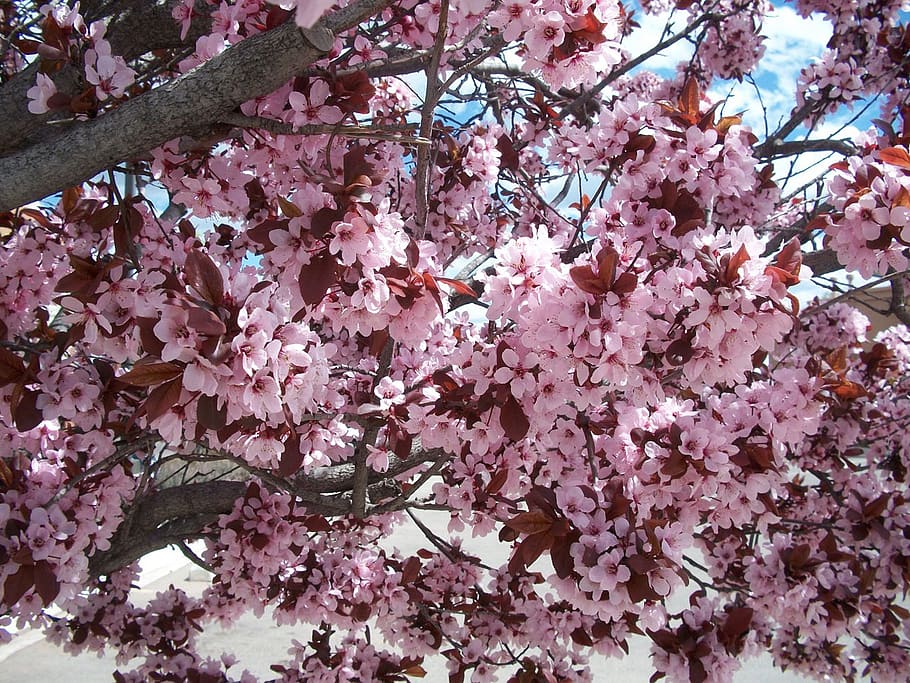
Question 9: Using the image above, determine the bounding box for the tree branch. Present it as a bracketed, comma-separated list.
[802, 248, 843, 277]
[889, 276, 910, 326]
[754, 137, 858, 160]
[0, 0, 392, 212]
[0, 0, 212, 156]
[88, 480, 248, 578]
[218, 112, 430, 145]
[414, 0, 450, 235]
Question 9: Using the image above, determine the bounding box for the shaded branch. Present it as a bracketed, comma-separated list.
[890, 275, 910, 326]
[802, 248, 842, 277]
[88, 480, 248, 578]
[754, 137, 858, 160]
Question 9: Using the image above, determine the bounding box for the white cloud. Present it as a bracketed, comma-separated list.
[620, 10, 695, 74]
[709, 6, 832, 134]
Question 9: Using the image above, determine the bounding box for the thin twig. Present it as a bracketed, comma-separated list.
[801, 269, 910, 318]
[177, 540, 215, 574]
[352, 339, 395, 517]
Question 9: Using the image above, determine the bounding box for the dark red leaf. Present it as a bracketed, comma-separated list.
[500, 394, 530, 441]
[196, 394, 227, 430]
[435, 276, 478, 298]
[185, 250, 225, 306]
[648, 629, 679, 652]
[723, 607, 753, 639]
[571, 627, 594, 646]
[299, 251, 336, 306]
[879, 146, 910, 168]
[244, 178, 268, 217]
[187, 306, 226, 336]
[774, 237, 802, 277]
[87, 205, 120, 231]
[13, 388, 42, 432]
[33, 561, 59, 606]
[626, 573, 659, 603]
[352, 602, 372, 622]
[626, 554, 659, 574]
[551, 536, 575, 579]
[277, 196, 303, 218]
[595, 247, 619, 288]
[401, 556, 421, 584]
[517, 531, 551, 567]
[0, 347, 26, 385]
[666, 339, 694, 366]
[864, 493, 890, 519]
[112, 212, 133, 258]
[689, 657, 708, 683]
[505, 510, 554, 536]
[570, 265, 607, 295]
[311, 207, 344, 239]
[3, 565, 34, 607]
[764, 265, 800, 288]
[13, 38, 41, 54]
[247, 218, 287, 251]
[679, 77, 700, 119]
[724, 245, 750, 283]
[278, 439, 303, 478]
[119, 360, 184, 387]
[144, 378, 183, 422]
[611, 272, 638, 296]
[496, 134, 520, 171]
[486, 468, 508, 495]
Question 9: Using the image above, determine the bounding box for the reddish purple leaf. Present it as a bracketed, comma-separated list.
[185, 249, 225, 306]
[144, 378, 183, 422]
[33, 561, 59, 606]
[3, 564, 34, 606]
[13, 388, 42, 432]
[500, 395, 530, 441]
[196, 394, 227, 430]
[299, 251, 336, 306]
[278, 438, 303, 478]
[119, 361, 184, 387]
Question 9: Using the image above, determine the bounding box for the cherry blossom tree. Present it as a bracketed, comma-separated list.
[1, 0, 910, 681]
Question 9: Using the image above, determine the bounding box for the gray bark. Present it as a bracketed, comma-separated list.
[0, 0, 391, 212]
[0, 0, 212, 155]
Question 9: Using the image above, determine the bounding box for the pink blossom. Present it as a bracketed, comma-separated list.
[153, 305, 200, 362]
[329, 216, 371, 265]
[26, 73, 58, 115]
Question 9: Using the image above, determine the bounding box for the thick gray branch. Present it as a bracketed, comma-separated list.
[803, 248, 842, 277]
[88, 480, 247, 577]
[88, 445, 445, 578]
[0, 0, 391, 212]
[0, 0, 211, 155]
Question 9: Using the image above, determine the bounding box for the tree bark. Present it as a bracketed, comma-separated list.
[0, 0, 392, 212]
[0, 0, 213, 155]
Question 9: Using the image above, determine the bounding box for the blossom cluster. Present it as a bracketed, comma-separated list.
[2, 0, 910, 681]
[25, 3, 135, 115]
